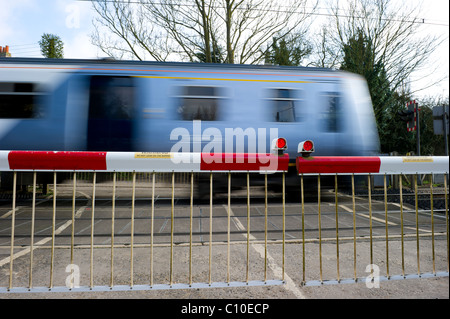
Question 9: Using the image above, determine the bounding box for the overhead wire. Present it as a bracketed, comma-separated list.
[76, 0, 449, 27]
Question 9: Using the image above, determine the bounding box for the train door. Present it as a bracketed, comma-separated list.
[318, 91, 343, 155]
[87, 76, 135, 151]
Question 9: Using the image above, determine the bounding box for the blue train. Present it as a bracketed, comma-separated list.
[0, 57, 380, 193]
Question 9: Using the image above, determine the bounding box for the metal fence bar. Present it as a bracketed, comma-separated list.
[189, 172, 194, 286]
[282, 172, 286, 282]
[445, 174, 449, 272]
[170, 172, 174, 286]
[414, 174, 420, 276]
[227, 172, 231, 284]
[368, 174, 373, 270]
[130, 171, 136, 287]
[430, 174, 435, 275]
[49, 172, 57, 289]
[399, 174, 406, 277]
[351, 174, 357, 282]
[301, 174, 306, 284]
[28, 172, 37, 289]
[264, 173, 268, 282]
[383, 174, 390, 279]
[90, 172, 96, 289]
[70, 172, 76, 274]
[150, 172, 155, 287]
[318, 174, 322, 283]
[111, 172, 116, 288]
[246, 173, 250, 283]
[335, 174, 340, 282]
[8, 172, 17, 290]
[209, 173, 213, 285]
[67, 172, 77, 289]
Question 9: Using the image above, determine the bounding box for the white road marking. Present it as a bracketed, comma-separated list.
[224, 204, 306, 299]
[1, 196, 53, 219]
[0, 205, 87, 267]
[338, 204, 432, 233]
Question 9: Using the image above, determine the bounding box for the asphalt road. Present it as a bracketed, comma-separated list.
[0, 179, 448, 300]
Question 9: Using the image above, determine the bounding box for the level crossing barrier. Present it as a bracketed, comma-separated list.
[0, 149, 289, 293]
[296, 154, 448, 285]
[0, 146, 448, 293]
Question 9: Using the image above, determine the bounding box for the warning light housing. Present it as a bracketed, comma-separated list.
[271, 137, 287, 155]
[298, 140, 314, 157]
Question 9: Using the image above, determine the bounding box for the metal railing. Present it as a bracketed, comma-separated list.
[0, 150, 448, 293]
[296, 172, 448, 286]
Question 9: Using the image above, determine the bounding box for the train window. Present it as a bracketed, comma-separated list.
[270, 89, 301, 122]
[177, 86, 220, 121]
[89, 76, 134, 120]
[320, 92, 342, 132]
[0, 82, 43, 118]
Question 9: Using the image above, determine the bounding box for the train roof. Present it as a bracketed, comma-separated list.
[0, 57, 336, 74]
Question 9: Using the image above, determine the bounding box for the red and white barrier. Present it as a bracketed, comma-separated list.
[0, 151, 289, 173]
[1, 151, 447, 174]
[296, 156, 449, 175]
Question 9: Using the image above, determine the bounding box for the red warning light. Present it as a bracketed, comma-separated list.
[298, 140, 314, 157]
[303, 140, 313, 152]
[276, 138, 287, 149]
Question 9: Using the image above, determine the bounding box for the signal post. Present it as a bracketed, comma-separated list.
[398, 100, 420, 156]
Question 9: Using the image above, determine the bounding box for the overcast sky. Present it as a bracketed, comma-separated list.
[0, 0, 448, 99]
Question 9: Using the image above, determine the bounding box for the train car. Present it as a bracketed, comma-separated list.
[0, 57, 380, 194]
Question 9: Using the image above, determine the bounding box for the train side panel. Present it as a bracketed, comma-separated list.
[0, 67, 71, 150]
[0, 59, 380, 159]
[133, 68, 367, 157]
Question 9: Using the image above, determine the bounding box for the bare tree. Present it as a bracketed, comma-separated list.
[139, 0, 217, 62]
[91, 1, 172, 61]
[215, 0, 315, 64]
[310, 26, 340, 68]
[90, 0, 316, 64]
[310, 0, 445, 93]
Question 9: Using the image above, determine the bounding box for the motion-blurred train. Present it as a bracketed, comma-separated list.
[0, 57, 380, 194]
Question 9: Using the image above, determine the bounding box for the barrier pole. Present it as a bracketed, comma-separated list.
[335, 174, 340, 282]
[246, 173, 250, 283]
[445, 174, 449, 272]
[90, 172, 96, 289]
[318, 174, 322, 283]
[170, 172, 174, 286]
[70, 172, 76, 271]
[8, 172, 17, 290]
[368, 174, 373, 269]
[111, 172, 116, 288]
[351, 174, 357, 281]
[49, 172, 57, 289]
[130, 171, 136, 287]
[150, 172, 155, 287]
[384, 174, 390, 279]
[68, 172, 76, 289]
[282, 172, 286, 282]
[430, 174, 435, 275]
[414, 174, 421, 276]
[227, 172, 231, 284]
[301, 174, 306, 284]
[209, 173, 213, 285]
[264, 173, 268, 282]
[399, 175, 405, 277]
[28, 171, 37, 289]
[189, 172, 194, 286]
